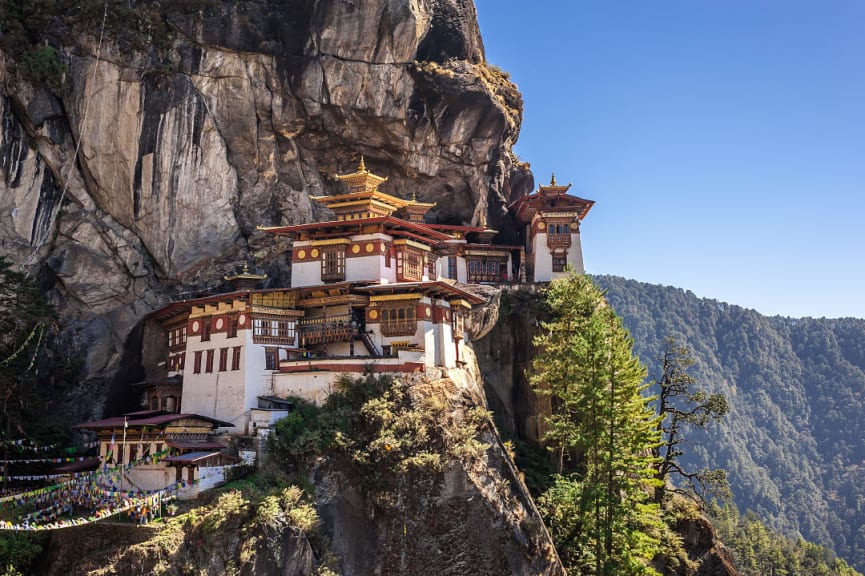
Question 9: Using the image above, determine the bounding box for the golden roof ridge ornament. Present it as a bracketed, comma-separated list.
[539, 171, 572, 195]
[479, 211, 497, 233]
[336, 155, 388, 194]
[224, 262, 268, 287]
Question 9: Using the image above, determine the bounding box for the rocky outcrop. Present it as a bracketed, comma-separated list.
[473, 286, 550, 444]
[680, 517, 738, 576]
[0, 0, 531, 421]
[313, 369, 564, 576]
[41, 496, 318, 576]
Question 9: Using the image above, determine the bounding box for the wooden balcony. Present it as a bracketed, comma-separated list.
[546, 234, 571, 248]
[467, 272, 509, 284]
[253, 335, 297, 346]
[381, 320, 418, 337]
[299, 314, 358, 344]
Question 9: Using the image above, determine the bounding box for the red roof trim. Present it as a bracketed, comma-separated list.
[357, 281, 485, 304]
[463, 243, 523, 251]
[425, 224, 484, 233]
[263, 216, 452, 242]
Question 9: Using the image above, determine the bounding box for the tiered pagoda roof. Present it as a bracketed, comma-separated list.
[357, 280, 485, 305]
[259, 215, 452, 246]
[510, 174, 595, 225]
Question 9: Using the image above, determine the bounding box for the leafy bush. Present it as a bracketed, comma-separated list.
[0, 533, 43, 576]
[19, 44, 65, 88]
[270, 374, 490, 497]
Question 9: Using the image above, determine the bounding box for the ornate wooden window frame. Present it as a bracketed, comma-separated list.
[552, 255, 567, 273]
[321, 247, 346, 282]
[396, 246, 424, 282]
[380, 303, 418, 337]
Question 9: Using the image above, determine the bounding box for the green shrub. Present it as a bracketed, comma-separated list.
[0, 533, 42, 576]
[19, 44, 66, 88]
[269, 375, 490, 497]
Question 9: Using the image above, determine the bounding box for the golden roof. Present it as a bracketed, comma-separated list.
[310, 156, 423, 219]
[334, 156, 388, 194]
[224, 262, 268, 282]
[538, 172, 572, 195]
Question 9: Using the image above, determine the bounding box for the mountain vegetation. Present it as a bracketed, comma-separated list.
[530, 273, 663, 575]
[708, 501, 860, 576]
[594, 275, 865, 572]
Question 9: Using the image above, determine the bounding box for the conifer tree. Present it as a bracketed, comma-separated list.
[652, 337, 729, 504]
[532, 272, 663, 575]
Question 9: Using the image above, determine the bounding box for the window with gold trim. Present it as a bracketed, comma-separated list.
[396, 247, 423, 281]
[546, 221, 572, 248]
[253, 318, 297, 345]
[452, 311, 465, 338]
[467, 256, 508, 283]
[380, 304, 417, 336]
[321, 247, 346, 282]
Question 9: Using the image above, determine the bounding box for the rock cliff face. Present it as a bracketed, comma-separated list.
[0, 0, 530, 421]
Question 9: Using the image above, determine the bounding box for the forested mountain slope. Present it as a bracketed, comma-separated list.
[594, 275, 865, 572]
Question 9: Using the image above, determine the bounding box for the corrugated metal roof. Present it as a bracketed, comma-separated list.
[164, 451, 222, 464]
[167, 440, 227, 450]
[76, 412, 233, 430]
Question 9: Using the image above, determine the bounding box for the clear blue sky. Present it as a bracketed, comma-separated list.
[475, 1, 865, 319]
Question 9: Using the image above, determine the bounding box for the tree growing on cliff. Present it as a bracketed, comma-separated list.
[653, 337, 730, 505]
[531, 272, 663, 576]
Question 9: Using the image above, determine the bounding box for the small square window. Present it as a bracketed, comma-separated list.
[265, 348, 278, 371]
[552, 257, 567, 273]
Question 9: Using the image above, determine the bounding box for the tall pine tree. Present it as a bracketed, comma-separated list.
[532, 272, 663, 575]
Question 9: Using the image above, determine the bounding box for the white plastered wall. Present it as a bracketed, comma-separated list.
[531, 233, 554, 282]
[346, 254, 387, 283]
[437, 303, 457, 368]
[567, 232, 585, 275]
[272, 371, 341, 406]
[422, 319, 436, 367]
[242, 332, 276, 432]
[347, 233, 395, 284]
[457, 257, 468, 283]
[291, 260, 322, 287]
[182, 329, 248, 432]
[125, 465, 175, 493]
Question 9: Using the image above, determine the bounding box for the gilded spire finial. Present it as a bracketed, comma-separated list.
[242, 262, 250, 273]
[550, 173, 557, 186]
[411, 189, 417, 202]
[358, 155, 367, 172]
[480, 211, 488, 229]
